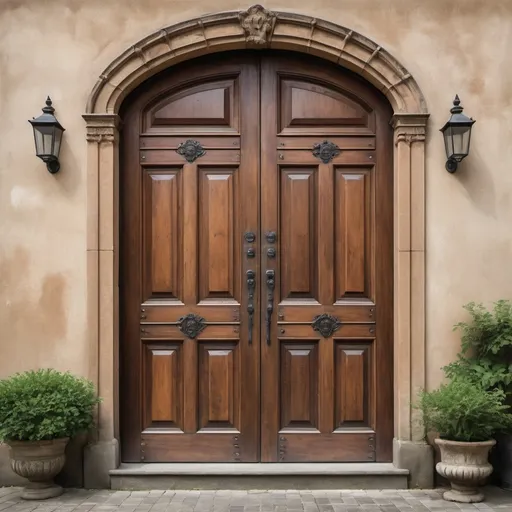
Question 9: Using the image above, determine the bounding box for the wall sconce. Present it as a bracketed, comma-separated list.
[440, 95, 475, 173]
[28, 97, 65, 174]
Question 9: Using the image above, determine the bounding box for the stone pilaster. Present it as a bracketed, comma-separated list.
[390, 113, 433, 488]
[83, 114, 121, 489]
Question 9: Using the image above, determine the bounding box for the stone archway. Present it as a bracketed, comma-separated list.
[83, 5, 431, 489]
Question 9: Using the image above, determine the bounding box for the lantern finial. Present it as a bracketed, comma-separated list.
[450, 95, 463, 115]
[42, 96, 55, 115]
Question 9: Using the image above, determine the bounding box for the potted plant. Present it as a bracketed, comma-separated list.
[444, 300, 512, 490]
[0, 369, 101, 500]
[417, 378, 512, 503]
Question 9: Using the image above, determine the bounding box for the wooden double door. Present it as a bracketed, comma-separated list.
[120, 51, 393, 463]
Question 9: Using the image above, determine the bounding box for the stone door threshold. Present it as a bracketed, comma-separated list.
[111, 463, 408, 476]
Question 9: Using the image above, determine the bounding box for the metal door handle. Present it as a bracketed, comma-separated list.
[246, 270, 255, 344]
[265, 270, 275, 345]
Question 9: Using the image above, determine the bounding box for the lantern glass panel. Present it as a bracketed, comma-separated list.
[52, 126, 63, 158]
[443, 125, 471, 162]
[33, 125, 56, 157]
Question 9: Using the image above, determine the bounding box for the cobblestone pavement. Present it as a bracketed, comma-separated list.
[1, 487, 512, 512]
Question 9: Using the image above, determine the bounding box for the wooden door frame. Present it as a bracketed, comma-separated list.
[82, 5, 431, 489]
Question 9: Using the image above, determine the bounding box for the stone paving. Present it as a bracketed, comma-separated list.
[1, 487, 512, 512]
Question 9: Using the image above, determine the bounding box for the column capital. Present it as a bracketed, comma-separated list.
[83, 114, 121, 143]
[391, 113, 429, 146]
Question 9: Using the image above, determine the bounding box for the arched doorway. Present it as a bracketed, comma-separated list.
[83, 5, 431, 487]
[119, 50, 393, 463]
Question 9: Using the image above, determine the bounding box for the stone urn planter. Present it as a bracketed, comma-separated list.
[435, 438, 496, 503]
[7, 437, 69, 500]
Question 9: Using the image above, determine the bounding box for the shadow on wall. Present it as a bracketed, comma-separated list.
[456, 148, 497, 219]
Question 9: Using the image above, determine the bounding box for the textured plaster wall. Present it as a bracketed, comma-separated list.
[0, 0, 511, 410]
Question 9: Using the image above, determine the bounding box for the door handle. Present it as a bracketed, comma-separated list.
[246, 270, 255, 344]
[265, 270, 275, 345]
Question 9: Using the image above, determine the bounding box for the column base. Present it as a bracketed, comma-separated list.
[393, 438, 434, 488]
[83, 439, 119, 489]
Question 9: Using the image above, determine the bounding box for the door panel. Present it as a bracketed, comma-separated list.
[260, 54, 393, 462]
[120, 50, 393, 464]
[120, 55, 260, 462]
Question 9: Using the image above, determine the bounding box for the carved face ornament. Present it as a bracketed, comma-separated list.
[239, 4, 277, 45]
[178, 313, 206, 339]
[312, 313, 342, 338]
[176, 139, 206, 163]
[312, 140, 341, 164]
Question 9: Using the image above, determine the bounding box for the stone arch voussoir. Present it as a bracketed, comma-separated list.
[86, 6, 427, 115]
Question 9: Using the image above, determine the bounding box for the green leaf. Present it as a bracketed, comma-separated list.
[0, 369, 101, 442]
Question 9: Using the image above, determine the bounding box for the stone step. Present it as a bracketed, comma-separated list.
[110, 463, 409, 490]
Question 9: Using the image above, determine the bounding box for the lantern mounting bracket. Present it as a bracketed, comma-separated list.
[445, 157, 458, 173]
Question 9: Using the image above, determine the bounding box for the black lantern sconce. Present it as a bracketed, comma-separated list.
[28, 97, 65, 174]
[440, 95, 475, 173]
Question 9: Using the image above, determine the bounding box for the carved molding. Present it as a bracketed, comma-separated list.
[83, 114, 120, 143]
[395, 133, 426, 146]
[391, 113, 429, 146]
[85, 7, 427, 116]
[239, 4, 277, 45]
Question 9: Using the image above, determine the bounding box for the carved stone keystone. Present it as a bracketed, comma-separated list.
[239, 4, 277, 45]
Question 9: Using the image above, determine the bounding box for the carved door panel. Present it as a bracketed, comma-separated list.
[259, 55, 394, 462]
[120, 55, 261, 462]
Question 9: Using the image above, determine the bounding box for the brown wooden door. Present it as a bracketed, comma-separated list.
[120, 51, 393, 463]
[120, 54, 261, 462]
[259, 55, 393, 462]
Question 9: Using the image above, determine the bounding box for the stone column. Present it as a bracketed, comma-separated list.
[82, 114, 120, 489]
[391, 113, 434, 488]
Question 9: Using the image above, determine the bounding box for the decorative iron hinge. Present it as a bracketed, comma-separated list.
[312, 313, 342, 338]
[176, 139, 206, 163]
[177, 313, 206, 339]
[312, 140, 341, 164]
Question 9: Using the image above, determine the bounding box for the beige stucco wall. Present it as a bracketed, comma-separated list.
[0, 0, 511, 413]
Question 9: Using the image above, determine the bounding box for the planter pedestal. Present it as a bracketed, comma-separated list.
[7, 438, 69, 500]
[435, 438, 496, 503]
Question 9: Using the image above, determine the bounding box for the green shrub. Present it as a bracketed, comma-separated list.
[417, 378, 512, 442]
[0, 369, 101, 442]
[444, 300, 512, 394]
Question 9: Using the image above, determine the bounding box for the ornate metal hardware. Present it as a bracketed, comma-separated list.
[312, 140, 341, 164]
[265, 231, 277, 243]
[177, 313, 206, 339]
[176, 139, 206, 163]
[247, 248, 256, 258]
[246, 270, 255, 345]
[244, 232, 256, 243]
[266, 269, 275, 345]
[312, 313, 342, 338]
[267, 247, 276, 258]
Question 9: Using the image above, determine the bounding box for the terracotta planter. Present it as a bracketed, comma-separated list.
[435, 438, 496, 503]
[7, 437, 69, 500]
